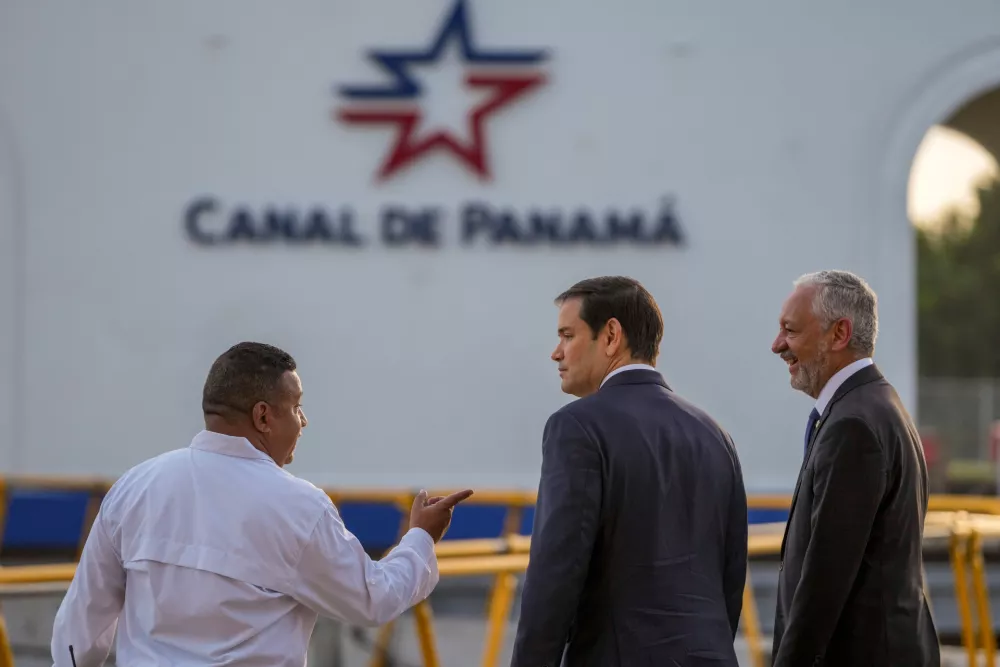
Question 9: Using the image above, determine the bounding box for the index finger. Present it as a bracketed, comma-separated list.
[436, 489, 474, 509]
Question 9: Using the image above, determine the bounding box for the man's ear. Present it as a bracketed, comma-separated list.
[252, 401, 271, 433]
[830, 318, 854, 352]
[604, 318, 625, 357]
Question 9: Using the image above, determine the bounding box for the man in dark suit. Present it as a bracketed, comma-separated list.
[511, 276, 748, 667]
[770, 270, 939, 667]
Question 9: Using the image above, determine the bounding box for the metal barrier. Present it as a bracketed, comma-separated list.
[945, 512, 1000, 667]
[2, 481, 1000, 666]
[0, 476, 111, 561]
[0, 525, 863, 667]
[332, 489, 537, 667]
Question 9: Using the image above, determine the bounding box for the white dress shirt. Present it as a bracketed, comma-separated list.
[600, 363, 657, 387]
[50, 430, 438, 667]
[814, 357, 874, 414]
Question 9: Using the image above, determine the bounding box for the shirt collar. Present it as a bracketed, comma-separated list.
[189, 429, 274, 462]
[815, 357, 873, 414]
[600, 363, 658, 388]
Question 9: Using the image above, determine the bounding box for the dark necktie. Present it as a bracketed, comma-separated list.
[804, 407, 820, 455]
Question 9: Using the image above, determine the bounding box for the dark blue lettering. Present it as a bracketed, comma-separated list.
[652, 198, 684, 245]
[461, 203, 494, 244]
[339, 209, 365, 245]
[527, 211, 562, 244]
[229, 209, 258, 242]
[185, 196, 684, 249]
[381, 207, 440, 247]
[185, 197, 220, 245]
[263, 209, 298, 240]
[381, 207, 410, 246]
[492, 210, 523, 244]
[567, 210, 598, 244]
[183, 199, 365, 246]
[605, 211, 644, 242]
[301, 209, 338, 242]
[408, 208, 441, 246]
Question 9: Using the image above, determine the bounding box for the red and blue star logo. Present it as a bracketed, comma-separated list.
[334, 0, 549, 182]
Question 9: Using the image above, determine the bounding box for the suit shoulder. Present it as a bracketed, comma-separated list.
[541, 401, 590, 437]
[557, 385, 734, 442]
[828, 377, 905, 425]
[549, 393, 607, 428]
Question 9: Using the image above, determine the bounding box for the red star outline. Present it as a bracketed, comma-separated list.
[335, 73, 546, 182]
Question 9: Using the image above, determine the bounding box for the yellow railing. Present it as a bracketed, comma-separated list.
[335, 489, 537, 667]
[943, 512, 1000, 667]
[2, 481, 1000, 666]
[2, 516, 985, 667]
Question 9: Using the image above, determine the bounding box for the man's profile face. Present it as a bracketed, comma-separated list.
[258, 370, 308, 466]
[551, 298, 606, 397]
[772, 285, 831, 398]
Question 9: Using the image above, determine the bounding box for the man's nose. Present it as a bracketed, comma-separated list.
[551, 346, 562, 361]
[771, 335, 785, 354]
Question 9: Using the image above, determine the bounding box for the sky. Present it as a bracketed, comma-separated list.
[908, 125, 999, 228]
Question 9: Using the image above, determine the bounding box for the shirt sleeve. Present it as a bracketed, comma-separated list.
[290, 504, 439, 627]
[50, 508, 126, 667]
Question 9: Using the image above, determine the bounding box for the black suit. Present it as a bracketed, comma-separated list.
[772, 363, 940, 667]
[511, 369, 748, 667]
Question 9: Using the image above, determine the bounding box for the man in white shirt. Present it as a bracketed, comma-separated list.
[50, 341, 473, 666]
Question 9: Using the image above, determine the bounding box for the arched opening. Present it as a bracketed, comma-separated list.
[908, 88, 1000, 495]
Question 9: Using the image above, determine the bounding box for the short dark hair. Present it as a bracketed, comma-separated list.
[555, 276, 663, 363]
[202, 342, 297, 416]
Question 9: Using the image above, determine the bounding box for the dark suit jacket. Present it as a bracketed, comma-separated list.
[510, 369, 748, 667]
[772, 363, 940, 667]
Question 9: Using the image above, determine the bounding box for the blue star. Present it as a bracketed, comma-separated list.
[337, 0, 548, 101]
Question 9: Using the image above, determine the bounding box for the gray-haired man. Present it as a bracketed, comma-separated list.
[769, 270, 939, 667]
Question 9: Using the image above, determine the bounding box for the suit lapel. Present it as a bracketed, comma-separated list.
[779, 364, 884, 559]
[780, 417, 823, 551]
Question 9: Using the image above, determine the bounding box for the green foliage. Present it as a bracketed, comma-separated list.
[917, 178, 1000, 376]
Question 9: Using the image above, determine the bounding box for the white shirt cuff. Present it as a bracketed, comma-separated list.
[401, 527, 436, 556]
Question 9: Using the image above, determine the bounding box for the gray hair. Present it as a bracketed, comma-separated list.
[793, 270, 878, 357]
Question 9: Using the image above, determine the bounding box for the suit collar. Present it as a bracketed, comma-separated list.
[601, 363, 656, 387]
[804, 364, 882, 455]
[599, 368, 670, 391]
[814, 357, 872, 414]
[821, 363, 883, 420]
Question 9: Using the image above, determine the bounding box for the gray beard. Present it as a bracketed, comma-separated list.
[791, 347, 829, 397]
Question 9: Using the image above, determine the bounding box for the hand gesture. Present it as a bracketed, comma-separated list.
[409, 489, 474, 542]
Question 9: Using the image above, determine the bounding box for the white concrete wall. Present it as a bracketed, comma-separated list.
[2, 1, 1000, 491]
[0, 107, 18, 471]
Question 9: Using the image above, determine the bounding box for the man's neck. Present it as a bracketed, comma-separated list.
[818, 354, 865, 391]
[606, 356, 647, 375]
[204, 416, 261, 448]
[813, 356, 872, 407]
[599, 358, 655, 389]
